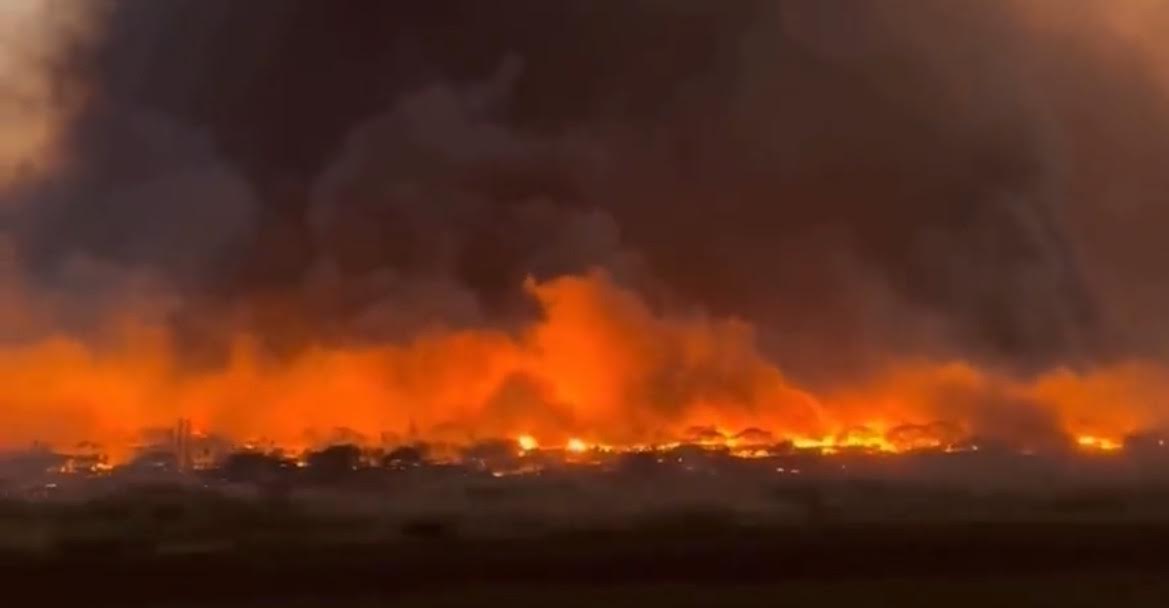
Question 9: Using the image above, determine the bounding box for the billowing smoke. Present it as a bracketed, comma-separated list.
[2, 0, 1169, 451]
[0, 0, 88, 187]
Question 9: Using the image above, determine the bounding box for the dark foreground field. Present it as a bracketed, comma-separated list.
[9, 456, 1169, 605]
[6, 523, 1169, 606]
[181, 577, 1169, 608]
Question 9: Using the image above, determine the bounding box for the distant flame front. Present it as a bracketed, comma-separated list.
[0, 271, 1162, 461]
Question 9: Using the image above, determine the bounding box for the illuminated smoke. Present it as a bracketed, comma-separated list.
[0, 0, 93, 189]
[2, 1, 1169, 457]
[0, 270, 1164, 458]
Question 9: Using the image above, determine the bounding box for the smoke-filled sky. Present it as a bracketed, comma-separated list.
[2, 1, 1169, 451]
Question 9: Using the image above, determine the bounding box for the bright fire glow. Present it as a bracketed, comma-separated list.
[791, 435, 899, 454]
[0, 271, 1165, 462]
[565, 438, 589, 454]
[517, 435, 539, 452]
[1076, 435, 1123, 452]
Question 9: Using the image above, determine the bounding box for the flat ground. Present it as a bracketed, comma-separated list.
[6, 523, 1169, 606]
[190, 577, 1169, 608]
[7, 470, 1169, 605]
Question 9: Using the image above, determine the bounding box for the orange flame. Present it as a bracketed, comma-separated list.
[0, 271, 1163, 462]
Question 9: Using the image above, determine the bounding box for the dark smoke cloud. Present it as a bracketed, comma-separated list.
[7, 0, 1169, 383]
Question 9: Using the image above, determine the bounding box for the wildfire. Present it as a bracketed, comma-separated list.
[1076, 435, 1123, 452]
[516, 435, 540, 452]
[790, 434, 900, 455]
[0, 271, 1165, 462]
[565, 438, 589, 454]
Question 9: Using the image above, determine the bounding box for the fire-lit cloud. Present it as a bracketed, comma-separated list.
[2, 1, 1169, 458]
[0, 0, 94, 189]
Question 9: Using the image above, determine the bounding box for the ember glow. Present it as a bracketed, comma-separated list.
[1076, 435, 1123, 452]
[565, 438, 589, 454]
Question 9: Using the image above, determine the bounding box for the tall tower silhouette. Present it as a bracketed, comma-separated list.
[175, 418, 193, 472]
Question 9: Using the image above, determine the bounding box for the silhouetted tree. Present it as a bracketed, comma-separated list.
[461, 440, 517, 472]
[616, 452, 660, 476]
[306, 444, 362, 480]
[220, 451, 291, 484]
[383, 445, 428, 470]
[127, 450, 179, 473]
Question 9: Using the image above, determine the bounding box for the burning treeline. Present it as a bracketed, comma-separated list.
[0, 270, 1164, 461]
[5, 1, 1169, 463]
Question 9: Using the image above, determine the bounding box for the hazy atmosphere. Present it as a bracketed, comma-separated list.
[8, 3, 1169, 605]
[3, 0, 1169, 455]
